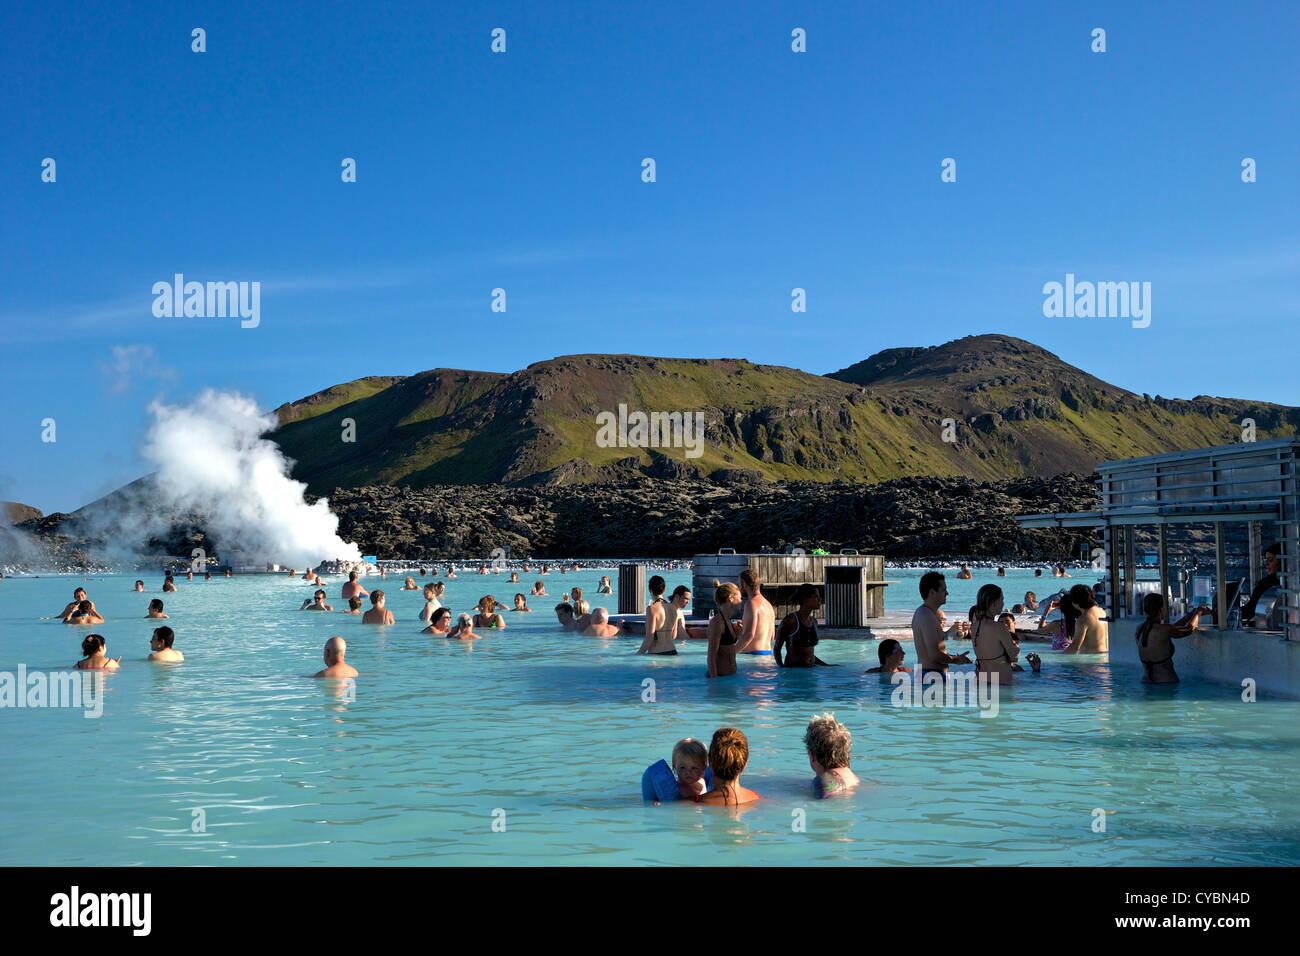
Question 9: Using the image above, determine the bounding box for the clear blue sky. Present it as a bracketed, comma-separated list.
[2, 0, 1297, 513]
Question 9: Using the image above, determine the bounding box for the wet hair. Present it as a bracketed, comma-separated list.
[1068, 584, 1096, 610]
[370, 589, 385, 605]
[1137, 592, 1165, 647]
[76, 600, 93, 614]
[513, 592, 527, 604]
[315, 589, 326, 599]
[348, 596, 363, 610]
[671, 585, 691, 601]
[714, 581, 741, 604]
[919, 571, 945, 600]
[648, 575, 666, 597]
[153, 626, 175, 648]
[431, 607, 452, 627]
[803, 713, 852, 770]
[793, 582, 818, 604]
[739, 569, 760, 591]
[134, 580, 144, 587]
[149, 599, 164, 612]
[433, 582, 445, 596]
[975, 584, 1004, 621]
[479, 595, 497, 614]
[708, 727, 750, 782]
[555, 602, 574, 616]
[349, 571, 358, 581]
[81, 633, 105, 657]
[672, 738, 708, 768]
[877, 638, 902, 666]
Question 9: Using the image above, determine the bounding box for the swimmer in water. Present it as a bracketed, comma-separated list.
[969, 584, 1028, 684]
[956, 563, 973, 580]
[163, 576, 177, 592]
[419, 582, 445, 623]
[1136, 593, 1212, 684]
[736, 569, 775, 654]
[50, 587, 92, 620]
[645, 738, 709, 805]
[581, 607, 621, 637]
[146, 599, 168, 619]
[511, 593, 532, 613]
[362, 590, 395, 625]
[554, 602, 578, 631]
[570, 588, 589, 617]
[774, 583, 833, 667]
[422, 607, 453, 635]
[313, 636, 358, 679]
[865, 638, 911, 675]
[638, 579, 689, 655]
[65, 600, 104, 625]
[473, 596, 506, 630]
[597, 576, 612, 594]
[133, 580, 145, 592]
[531, 580, 547, 596]
[147, 626, 183, 662]
[341, 596, 364, 615]
[341, 571, 369, 602]
[706, 582, 742, 677]
[75, 634, 120, 670]
[509, 572, 519, 583]
[449, 612, 481, 640]
[696, 728, 760, 807]
[300, 589, 334, 612]
[186, 570, 193, 581]
[804, 713, 859, 798]
[477, 564, 489, 575]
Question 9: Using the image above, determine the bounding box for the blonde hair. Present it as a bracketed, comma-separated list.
[672, 738, 707, 768]
[714, 580, 740, 604]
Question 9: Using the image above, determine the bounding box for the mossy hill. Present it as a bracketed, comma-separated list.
[271, 335, 1297, 492]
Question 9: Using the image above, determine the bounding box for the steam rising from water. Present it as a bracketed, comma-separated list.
[141, 390, 360, 566]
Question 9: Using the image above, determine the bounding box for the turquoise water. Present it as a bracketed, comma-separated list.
[1, 568, 1296, 866]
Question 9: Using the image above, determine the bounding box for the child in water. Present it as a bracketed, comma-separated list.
[641, 738, 710, 804]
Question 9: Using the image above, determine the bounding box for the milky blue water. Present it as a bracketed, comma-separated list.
[1, 568, 1296, 865]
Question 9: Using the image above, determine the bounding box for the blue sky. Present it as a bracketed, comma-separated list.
[2, 0, 1297, 513]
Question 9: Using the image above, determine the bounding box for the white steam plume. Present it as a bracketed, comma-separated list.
[141, 390, 360, 566]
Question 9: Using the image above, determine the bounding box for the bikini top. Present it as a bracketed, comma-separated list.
[787, 612, 818, 648]
[973, 619, 1011, 662]
[718, 618, 738, 647]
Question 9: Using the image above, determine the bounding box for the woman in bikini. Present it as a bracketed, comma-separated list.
[637, 575, 682, 655]
[473, 596, 507, 630]
[1136, 593, 1211, 684]
[74, 634, 120, 670]
[774, 583, 832, 667]
[706, 582, 742, 677]
[970, 584, 1024, 684]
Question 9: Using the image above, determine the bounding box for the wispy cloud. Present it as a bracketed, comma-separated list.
[98, 344, 176, 394]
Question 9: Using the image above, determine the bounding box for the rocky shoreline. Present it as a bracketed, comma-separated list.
[8, 473, 1100, 570]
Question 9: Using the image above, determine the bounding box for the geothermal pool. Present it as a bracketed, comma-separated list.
[1, 569, 1297, 866]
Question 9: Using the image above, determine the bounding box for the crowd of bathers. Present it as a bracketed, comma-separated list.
[641, 715, 861, 807]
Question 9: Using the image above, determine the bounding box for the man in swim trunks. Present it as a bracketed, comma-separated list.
[341, 571, 369, 602]
[911, 571, 971, 676]
[313, 637, 358, 679]
[735, 569, 775, 654]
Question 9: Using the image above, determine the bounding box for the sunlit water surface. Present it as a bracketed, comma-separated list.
[1, 569, 1295, 865]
